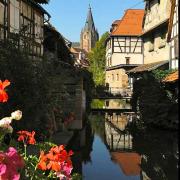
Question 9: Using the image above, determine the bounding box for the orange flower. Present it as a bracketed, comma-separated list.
[37, 151, 48, 171]
[17, 130, 36, 145]
[0, 80, 10, 103]
[37, 145, 74, 173]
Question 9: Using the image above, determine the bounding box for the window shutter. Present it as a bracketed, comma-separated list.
[0, 3, 4, 25]
[10, 0, 19, 33]
[174, 38, 179, 58]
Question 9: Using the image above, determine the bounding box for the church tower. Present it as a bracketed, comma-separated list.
[80, 5, 99, 52]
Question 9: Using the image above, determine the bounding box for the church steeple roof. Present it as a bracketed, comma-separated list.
[84, 5, 95, 31]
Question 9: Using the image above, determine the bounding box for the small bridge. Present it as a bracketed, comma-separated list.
[92, 96, 132, 100]
[91, 108, 133, 114]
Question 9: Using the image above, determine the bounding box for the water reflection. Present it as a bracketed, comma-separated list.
[105, 99, 131, 109]
[111, 152, 141, 176]
[69, 112, 178, 180]
[105, 119, 133, 150]
[91, 99, 131, 109]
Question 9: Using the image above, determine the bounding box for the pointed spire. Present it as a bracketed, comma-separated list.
[84, 4, 95, 31]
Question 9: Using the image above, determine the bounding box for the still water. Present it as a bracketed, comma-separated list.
[69, 100, 178, 180]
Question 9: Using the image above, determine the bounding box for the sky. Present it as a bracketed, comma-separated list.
[43, 0, 145, 42]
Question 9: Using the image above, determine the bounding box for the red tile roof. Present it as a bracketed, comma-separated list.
[163, 70, 178, 82]
[111, 9, 145, 36]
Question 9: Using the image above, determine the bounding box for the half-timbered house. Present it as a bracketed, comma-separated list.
[167, 0, 179, 69]
[105, 9, 144, 95]
[0, 0, 50, 58]
[142, 0, 172, 64]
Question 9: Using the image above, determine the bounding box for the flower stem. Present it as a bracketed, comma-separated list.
[24, 144, 27, 159]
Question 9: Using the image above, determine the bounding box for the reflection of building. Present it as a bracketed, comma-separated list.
[105, 120, 132, 150]
[106, 113, 128, 131]
[80, 5, 99, 52]
[111, 152, 141, 176]
[105, 9, 144, 95]
[0, 0, 50, 58]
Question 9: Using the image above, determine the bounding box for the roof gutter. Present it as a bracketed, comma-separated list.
[30, 0, 51, 20]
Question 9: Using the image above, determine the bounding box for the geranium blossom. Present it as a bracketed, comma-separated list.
[0, 111, 22, 133]
[0, 80, 10, 103]
[11, 110, 22, 121]
[37, 145, 73, 179]
[0, 147, 24, 180]
[17, 130, 36, 145]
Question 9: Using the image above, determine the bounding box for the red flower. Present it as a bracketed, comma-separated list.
[17, 130, 36, 145]
[0, 80, 10, 103]
[37, 145, 74, 173]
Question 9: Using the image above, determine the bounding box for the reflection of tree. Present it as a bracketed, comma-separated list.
[67, 120, 94, 174]
[132, 130, 178, 180]
[81, 121, 94, 164]
[89, 114, 105, 142]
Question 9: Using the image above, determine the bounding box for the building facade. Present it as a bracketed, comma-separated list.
[105, 9, 144, 95]
[142, 0, 172, 64]
[80, 5, 99, 52]
[0, 0, 50, 57]
[167, 0, 179, 69]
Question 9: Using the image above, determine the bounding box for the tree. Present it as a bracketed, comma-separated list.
[88, 32, 109, 86]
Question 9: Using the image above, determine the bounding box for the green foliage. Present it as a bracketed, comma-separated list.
[72, 173, 83, 180]
[91, 99, 104, 109]
[88, 32, 109, 86]
[37, 141, 57, 152]
[152, 69, 176, 81]
[0, 41, 52, 134]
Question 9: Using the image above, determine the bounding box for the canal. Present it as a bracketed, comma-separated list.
[68, 99, 178, 180]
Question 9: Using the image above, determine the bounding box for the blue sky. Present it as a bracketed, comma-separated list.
[43, 0, 145, 42]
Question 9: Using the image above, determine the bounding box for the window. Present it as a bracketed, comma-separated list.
[112, 74, 114, 81]
[10, 0, 20, 33]
[116, 74, 119, 81]
[110, 58, 112, 66]
[149, 35, 154, 52]
[0, 2, 4, 25]
[159, 31, 166, 48]
[125, 57, 130, 65]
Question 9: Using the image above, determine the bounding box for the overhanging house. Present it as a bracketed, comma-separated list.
[128, 0, 173, 88]
[0, 0, 50, 58]
[141, 0, 172, 64]
[105, 9, 145, 96]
